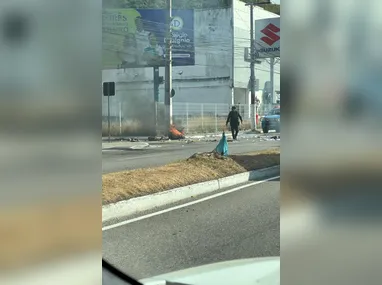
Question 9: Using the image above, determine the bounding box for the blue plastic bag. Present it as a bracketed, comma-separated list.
[214, 131, 229, 156]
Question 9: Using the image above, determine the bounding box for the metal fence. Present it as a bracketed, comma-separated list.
[171, 103, 252, 134]
[102, 102, 270, 136]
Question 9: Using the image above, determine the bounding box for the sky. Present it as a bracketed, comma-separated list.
[271, 0, 280, 4]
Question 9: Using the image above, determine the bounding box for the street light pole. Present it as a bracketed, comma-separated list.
[246, 1, 271, 129]
[164, 0, 173, 132]
[249, 4, 255, 128]
[270, 57, 275, 104]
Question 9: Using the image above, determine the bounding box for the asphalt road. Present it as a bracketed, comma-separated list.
[102, 178, 280, 280]
[102, 136, 280, 173]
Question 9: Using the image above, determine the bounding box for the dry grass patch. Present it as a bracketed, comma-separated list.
[103, 148, 280, 205]
[230, 149, 280, 171]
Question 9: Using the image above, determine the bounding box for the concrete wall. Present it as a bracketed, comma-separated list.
[232, 1, 280, 101]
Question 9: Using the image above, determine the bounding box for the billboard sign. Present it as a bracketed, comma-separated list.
[103, 9, 194, 69]
[255, 17, 280, 58]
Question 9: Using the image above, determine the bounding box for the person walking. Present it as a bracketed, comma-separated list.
[226, 106, 243, 140]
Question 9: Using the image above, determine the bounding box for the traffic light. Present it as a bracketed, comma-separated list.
[103, 82, 115, 96]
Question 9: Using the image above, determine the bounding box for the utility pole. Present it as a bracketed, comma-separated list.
[164, 0, 173, 132]
[153, 66, 159, 134]
[246, 1, 271, 129]
[270, 57, 275, 104]
[249, 3, 256, 129]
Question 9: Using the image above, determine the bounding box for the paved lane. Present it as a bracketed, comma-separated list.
[102, 178, 280, 280]
[102, 139, 280, 173]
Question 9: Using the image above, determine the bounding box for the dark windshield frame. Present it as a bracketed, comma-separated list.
[103, 259, 143, 285]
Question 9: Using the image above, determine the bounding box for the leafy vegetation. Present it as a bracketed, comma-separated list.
[103, 0, 233, 9]
[102, 0, 279, 15]
[240, 1, 280, 15]
[261, 4, 279, 15]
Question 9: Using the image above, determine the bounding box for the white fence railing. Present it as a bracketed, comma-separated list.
[171, 103, 251, 134]
[102, 102, 271, 136]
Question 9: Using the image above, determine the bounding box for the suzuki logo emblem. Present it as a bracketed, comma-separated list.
[260, 23, 280, 46]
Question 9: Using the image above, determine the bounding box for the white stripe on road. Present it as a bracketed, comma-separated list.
[102, 176, 280, 231]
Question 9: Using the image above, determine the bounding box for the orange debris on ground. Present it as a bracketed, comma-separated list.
[169, 124, 185, 140]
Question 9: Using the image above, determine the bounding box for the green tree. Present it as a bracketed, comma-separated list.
[261, 3, 280, 15]
[240, 1, 280, 15]
[103, 0, 232, 9]
[102, 0, 279, 12]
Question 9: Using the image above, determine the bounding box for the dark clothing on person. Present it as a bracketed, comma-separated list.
[226, 110, 243, 140]
[231, 124, 239, 140]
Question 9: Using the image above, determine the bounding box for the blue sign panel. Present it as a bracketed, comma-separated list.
[103, 9, 195, 69]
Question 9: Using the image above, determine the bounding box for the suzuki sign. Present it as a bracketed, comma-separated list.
[255, 17, 280, 58]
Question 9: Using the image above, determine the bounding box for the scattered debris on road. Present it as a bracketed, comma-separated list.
[148, 136, 169, 141]
[260, 135, 280, 141]
[103, 137, 141, 142]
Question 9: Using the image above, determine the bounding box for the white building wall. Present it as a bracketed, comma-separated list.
[232, 1, 280, 105]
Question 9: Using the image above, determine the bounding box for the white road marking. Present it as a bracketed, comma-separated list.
[102, 175, 280, 231]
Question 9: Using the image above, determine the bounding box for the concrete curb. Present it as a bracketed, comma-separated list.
[102, 165, 280, 222]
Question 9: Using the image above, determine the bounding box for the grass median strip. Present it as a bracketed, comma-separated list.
[102, 148, 280, 205]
